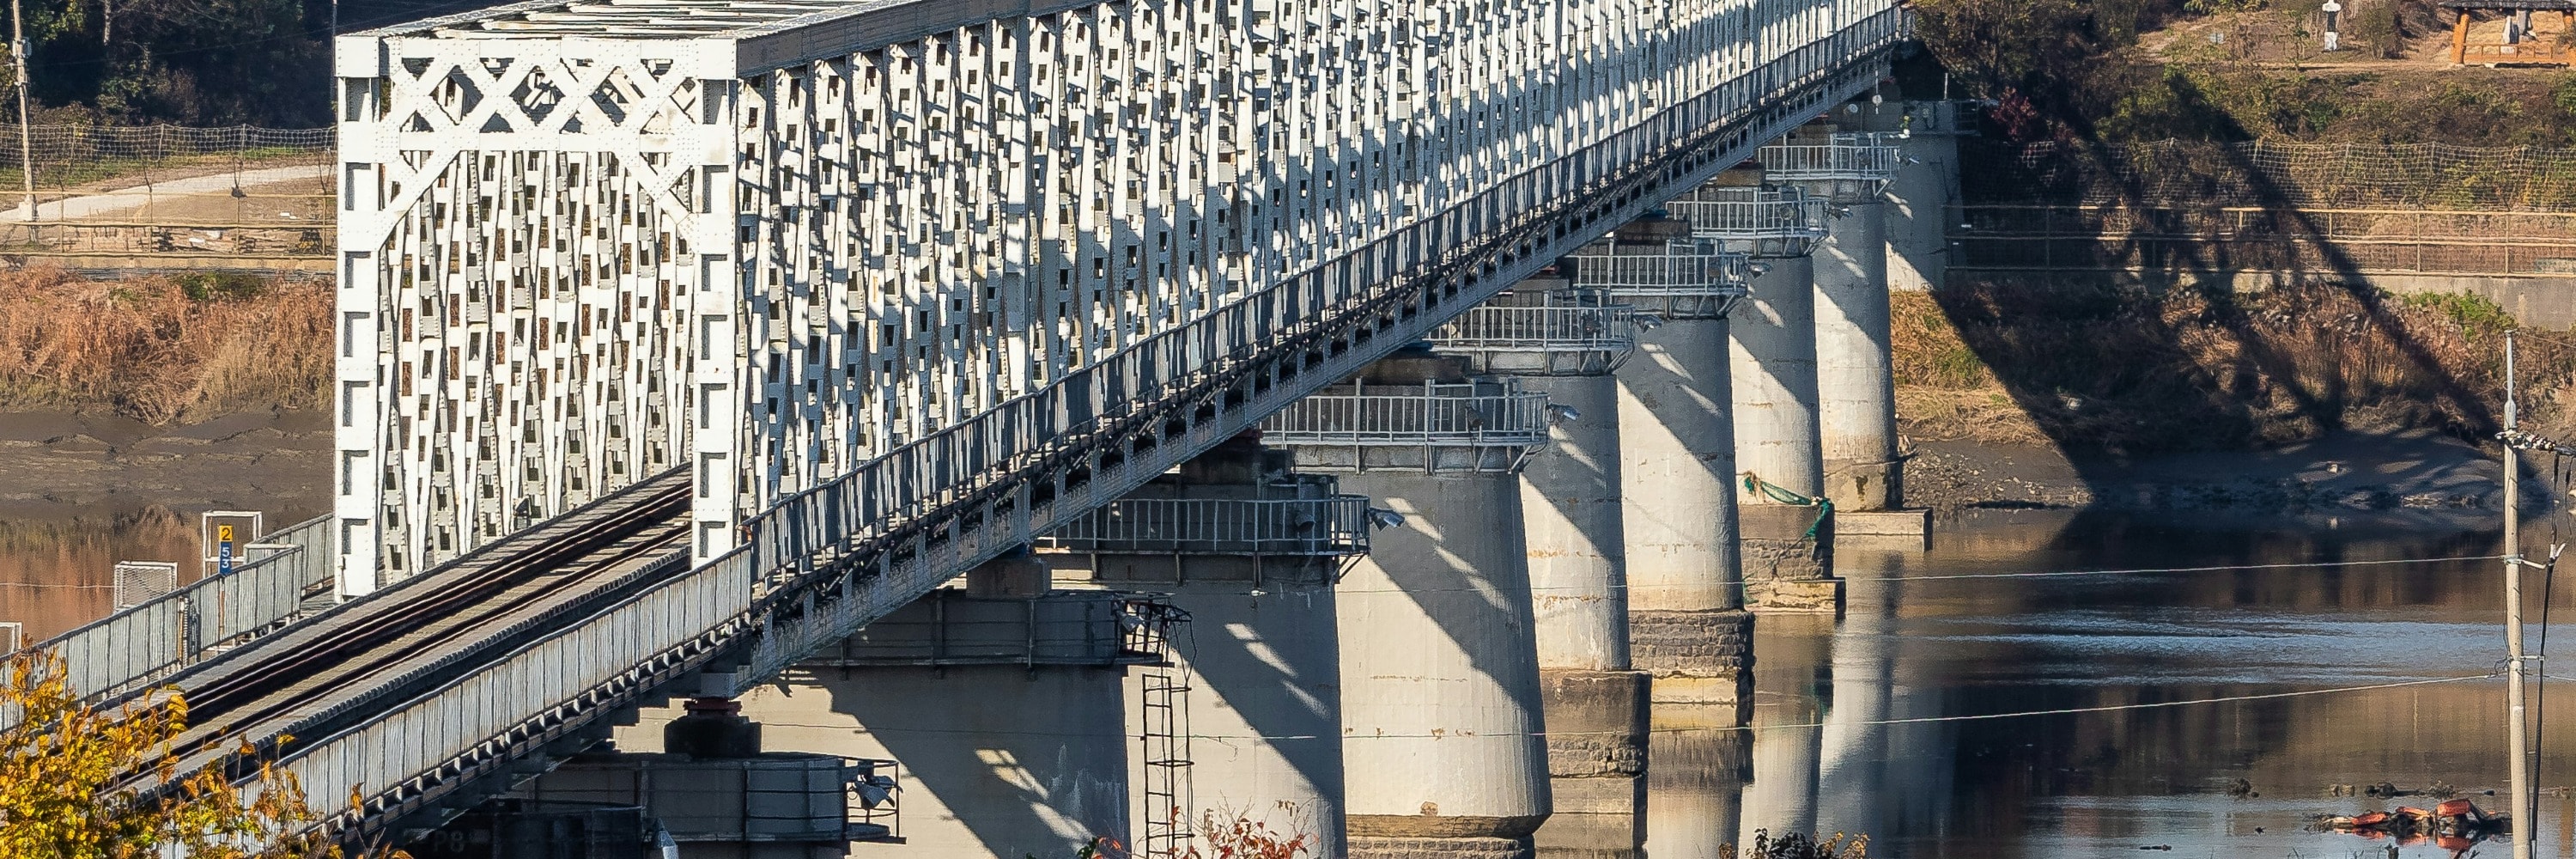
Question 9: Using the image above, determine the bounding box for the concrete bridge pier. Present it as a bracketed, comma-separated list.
[1434, 279, 1650, 854]
[1880, 102, 1965, 295]
[1037, 436, 1366, 856]
[631, 551, 1145, 859]
[1814, 196, 1895, 509]
[1768, 120, 1911, 523]
[1571, 217, 1757, 714]
[1266, 353, 1557, 859]
[1734, 252, 1826, 503]
[1674, 170, 1841, 617]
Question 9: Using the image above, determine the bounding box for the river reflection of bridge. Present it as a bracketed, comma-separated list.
[1583, 509, 2576, 859]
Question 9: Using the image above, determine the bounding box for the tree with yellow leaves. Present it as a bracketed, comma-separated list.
[0, 650, 396, 858]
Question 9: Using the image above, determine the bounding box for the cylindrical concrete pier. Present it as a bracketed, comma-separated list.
[1516, 371, 1649, 855]
[1615, 316, 1754, 708]
[1520, 371, 1632, 673]
[1730, 253, 1824, 500]
[1614, 317, 1741, 614]
[1266, 356, 1556, 859]
[1434, 280, 1651, 856]
[1814, 199, 1898, 510]
[1161, 579, 1346, 851]
[1885, 106, 1963, 295]
[1337, 468, 1553, 858]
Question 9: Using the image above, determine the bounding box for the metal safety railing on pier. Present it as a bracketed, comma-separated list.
[1668, 186, 1832, 257]
[1261, 383, 1552, 448]
[1565, 239, 1751, 319]
[264, 6, 1913, 839]
[1036, 494, 1372, 557]
[1761, 131, 1903, 204]
[1759, 131, 1904, 182]
[1429, 302, 1639, 356]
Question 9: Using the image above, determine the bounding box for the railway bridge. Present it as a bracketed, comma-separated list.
[37, 0, 1939, 856]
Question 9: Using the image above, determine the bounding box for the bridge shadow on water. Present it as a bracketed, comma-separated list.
[1817, 88, 2556, 850]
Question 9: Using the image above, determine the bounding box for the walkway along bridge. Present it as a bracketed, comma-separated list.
[63, 0, 1911, 844]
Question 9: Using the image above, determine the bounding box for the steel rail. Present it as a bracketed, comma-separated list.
[112, 472, 692, 795]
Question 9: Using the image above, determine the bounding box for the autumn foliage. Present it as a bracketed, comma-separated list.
[1074, 807, 1314, 859]
[0, 650, 385, 858]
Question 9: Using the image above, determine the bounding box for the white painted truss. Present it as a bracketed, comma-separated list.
[332, 0, 1902, 589]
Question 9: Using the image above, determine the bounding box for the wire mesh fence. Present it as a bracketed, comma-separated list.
[0, 124, 336, 268]
[1951, 204, 2576, 276]
[111, 561, 178, 610]
[1963, 138, 2576, 212]
[0, 125, 333, 187]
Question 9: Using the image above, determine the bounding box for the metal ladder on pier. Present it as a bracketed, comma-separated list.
[1133, 603, 1194, 859]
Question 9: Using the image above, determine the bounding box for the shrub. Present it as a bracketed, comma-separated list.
[173, 271, 267, 302]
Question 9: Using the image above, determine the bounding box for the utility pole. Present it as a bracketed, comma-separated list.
[2504, 329, 2536, 859]
[9, 0, 29, 220]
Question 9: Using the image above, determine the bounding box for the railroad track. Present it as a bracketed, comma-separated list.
[118, 469, 694, 789]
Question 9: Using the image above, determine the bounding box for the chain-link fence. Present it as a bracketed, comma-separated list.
[1963, 138, 2576, 212]
[1951, 204, 2576, 277]
[0, 124, 336, 271]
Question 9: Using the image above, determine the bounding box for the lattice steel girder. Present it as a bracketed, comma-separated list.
[291, 11, 1910, 842]
[332, 0, 1905, 593]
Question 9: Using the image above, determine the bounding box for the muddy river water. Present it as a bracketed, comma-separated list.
[1645, 509, 2576, 859]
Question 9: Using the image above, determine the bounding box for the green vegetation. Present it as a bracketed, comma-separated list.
[9, 0, 331, 126]
[2401, 290, 2515, 338]
[174, 271, 267, 302]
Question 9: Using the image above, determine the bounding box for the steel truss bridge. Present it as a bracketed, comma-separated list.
[46, 0, 1908, 844]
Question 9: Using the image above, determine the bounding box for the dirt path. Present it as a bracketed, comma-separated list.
[0, 164, 332, 223]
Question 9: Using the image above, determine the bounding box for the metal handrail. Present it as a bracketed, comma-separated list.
[1566, 241, 1753, 297]
[1759, 131, 1902, 181]
[1036, 494, 1371, 557]
[22, 514, 331, 705]
[1429, 302, 1637, 354]
[1261, 385, 1552, 447]
[1667, 186, 1832, 242]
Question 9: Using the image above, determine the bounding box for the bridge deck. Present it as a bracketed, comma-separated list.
[127, 469, 692, 789]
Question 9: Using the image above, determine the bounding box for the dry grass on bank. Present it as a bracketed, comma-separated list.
[0, 268, 330, 423]
[1892, 281, 2576, 453]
